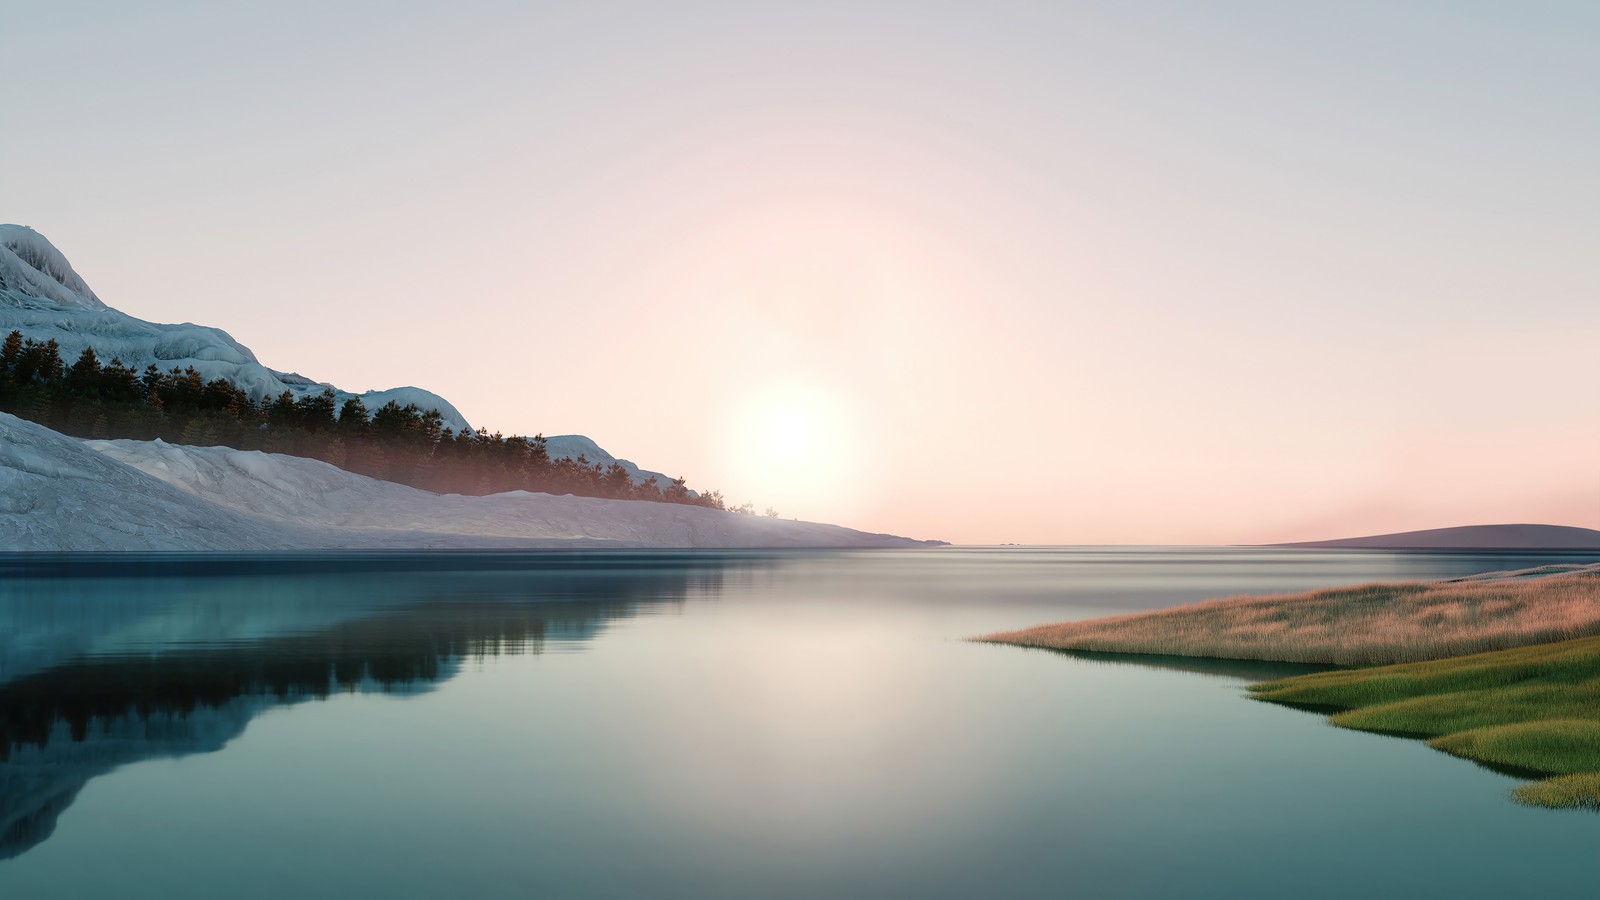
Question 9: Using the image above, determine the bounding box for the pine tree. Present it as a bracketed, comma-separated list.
[65, 347, 102, 396]
[37, 340, 63, 381]
[140, 364, 165, 398]
[0, 331, 22, 369]
[101, 357, 140, 403]
[603, 462, 633, 498]
[295, 389, 338, 432]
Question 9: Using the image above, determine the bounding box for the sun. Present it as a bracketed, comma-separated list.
[754, 400, 823, 471]
[719, 382, 862, 519]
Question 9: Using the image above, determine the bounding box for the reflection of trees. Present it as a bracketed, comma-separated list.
[0, 555, 744, 860]
[1036, 648, 1336, 682]
[0, 601, 584, 757]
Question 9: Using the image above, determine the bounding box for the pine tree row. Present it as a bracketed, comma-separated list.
[0, 332, 726, 508]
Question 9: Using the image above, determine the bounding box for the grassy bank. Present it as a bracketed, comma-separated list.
[980, 563, 1600, 666]
[1249, 636, 1600, 809]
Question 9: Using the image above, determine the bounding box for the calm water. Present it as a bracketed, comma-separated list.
[0, 547, 1596, 898]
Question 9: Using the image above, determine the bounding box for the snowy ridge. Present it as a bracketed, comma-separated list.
[0, 225, 104, 310]
[0, 225, 471, 430]
[0, 413, 933, 550]
[543, 434, 682, 492]
[0, 224, 691, 483]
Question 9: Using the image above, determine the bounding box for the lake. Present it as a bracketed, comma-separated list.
[0, 547, 1596, 898]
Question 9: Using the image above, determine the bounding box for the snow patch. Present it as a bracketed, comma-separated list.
[0, 414, 934, 550]
[0, 225, 103, 310]
[0, 413, 304, 550]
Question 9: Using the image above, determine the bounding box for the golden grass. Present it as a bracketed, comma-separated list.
[978, 564, 1600, 666]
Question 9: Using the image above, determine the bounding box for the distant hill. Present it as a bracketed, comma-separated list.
[1271, 524, 1600, 550]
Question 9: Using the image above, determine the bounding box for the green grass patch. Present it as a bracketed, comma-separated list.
[1514, 773, 1600, 810]
[1429, 720, 1600, 775]
[1250, 635, 1600, 810]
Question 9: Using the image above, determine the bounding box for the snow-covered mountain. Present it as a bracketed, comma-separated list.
[542, 433, 682, 489]
[0, 224, 683, 486]
[0, 224, 475, 432]
[0, 413, 931, 549]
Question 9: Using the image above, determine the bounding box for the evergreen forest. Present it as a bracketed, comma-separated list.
[0, 332, 727, 508]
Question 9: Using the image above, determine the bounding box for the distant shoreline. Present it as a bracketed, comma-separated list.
[1265, 523, 1600, 551]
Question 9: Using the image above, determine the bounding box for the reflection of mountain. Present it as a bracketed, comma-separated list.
[2, 695, 277, 861]
[0, 554, 751, 860]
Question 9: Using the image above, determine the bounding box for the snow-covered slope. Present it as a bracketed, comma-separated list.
[0, 412, 306, 550]
[1, 224, 691, 483]
[0, 224, 470, 430]
[89, 434, 927, 548]
[0, 413, 932, 550]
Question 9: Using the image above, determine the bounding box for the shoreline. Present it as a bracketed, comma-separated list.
[980, 563, 1600, 810]
[1249, 636, 1600, 810]
[977, 563, 1600, 666]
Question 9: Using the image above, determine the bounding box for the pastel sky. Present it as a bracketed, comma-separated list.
[6, 1, 1597, 544]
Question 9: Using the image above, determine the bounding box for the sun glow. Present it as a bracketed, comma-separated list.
[718, 382, 864, 520]
[755, 403, 823, 471]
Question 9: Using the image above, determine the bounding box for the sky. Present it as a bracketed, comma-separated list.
[4, 1, 1597, 544]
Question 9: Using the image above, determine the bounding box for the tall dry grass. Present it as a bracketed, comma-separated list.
[979, 563, 1600, 666]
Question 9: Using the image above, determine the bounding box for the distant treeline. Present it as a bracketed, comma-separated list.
[0, 331, 726, 507]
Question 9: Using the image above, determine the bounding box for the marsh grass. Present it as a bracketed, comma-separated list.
[979, 564, 1600, 666]
[1514, 773, 1600, 810]
[1249, 636, 1600, 810]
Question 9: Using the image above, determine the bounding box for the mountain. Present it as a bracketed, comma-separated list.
[541, 433, 680, 490]
[0, 224, 677, 484]
[1271, 524, 1600, 550]
[0, 224, 472, 431]
[0, 412, 935, 550]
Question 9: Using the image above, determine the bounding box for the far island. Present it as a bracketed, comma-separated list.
[1270, 523, 1600, 550]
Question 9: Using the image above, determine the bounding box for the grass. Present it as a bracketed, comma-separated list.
[979, 563, 1600, 665]
[1513, 773, 1600, 810]
[1249, 635, 1600, 809]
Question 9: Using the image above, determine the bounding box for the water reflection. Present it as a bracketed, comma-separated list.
[4, 547, 1598, 894]
[0, 553, 758, 859]
[1024, 647, 1336, 681]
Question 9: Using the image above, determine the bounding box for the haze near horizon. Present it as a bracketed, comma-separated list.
[5, 1, 1596, 544]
